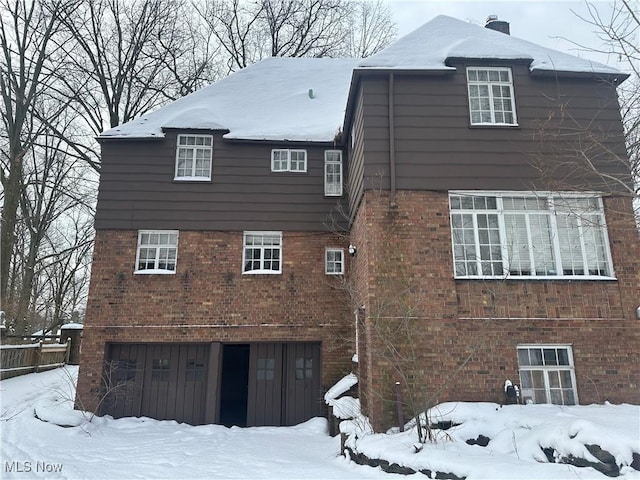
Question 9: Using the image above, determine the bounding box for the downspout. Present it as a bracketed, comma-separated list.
[388, 73, 397, 208]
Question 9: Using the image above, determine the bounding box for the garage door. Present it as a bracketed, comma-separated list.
[103, 342, 321, 426]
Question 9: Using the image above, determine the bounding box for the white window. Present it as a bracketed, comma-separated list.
[467, 67, 517, 125]
[518, 345, 578, 405]
[243, 232, 282, 274]
[324, 151, 343, 196]
[450, 192, 614, 279]
[175, 135, 212, 180]
[135, 230, 178, 274]
[271, 149, 307, 172]
[325, 248, 344, 275]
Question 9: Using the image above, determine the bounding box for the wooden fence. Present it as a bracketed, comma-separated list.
[0, 341, 71, 380]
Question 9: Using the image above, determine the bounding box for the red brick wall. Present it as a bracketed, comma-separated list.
[350, 190, 640, 431]
[76, 230, 354, 413]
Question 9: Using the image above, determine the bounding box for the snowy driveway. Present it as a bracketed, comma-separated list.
[1, 367, 387, 479]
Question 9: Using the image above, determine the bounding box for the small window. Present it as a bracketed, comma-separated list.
[175, 135, 213, 180]
[257, 358, 275, 381]
[243, 231, 282, 274]
[467, 67, 517, 125]
[518, 345, 578, 405]
[325, 248, 344, 275]
[151, 358, 171, 382]
[324, 150, 343, 196]
[135, 230, 178, 274]
[295, 357, 313, 380]
[271, 149, 307, 172]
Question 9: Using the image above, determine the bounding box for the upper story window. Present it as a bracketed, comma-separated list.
[243, 231, 282, 274]
[271, 149, 307, 172]
[450, 192, 614, 280]
[135, 230, 178, 274]
[466, 67, 517, 125]
[324, 150, 343, 196]
[518, 345, 577, 406]
[175, 135, 212, 180]
[325, 248, 344, 275]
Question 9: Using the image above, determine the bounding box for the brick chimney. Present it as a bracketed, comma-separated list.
[485, 15, 510, 35]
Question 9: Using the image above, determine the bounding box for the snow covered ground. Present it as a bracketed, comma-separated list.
[1, 367, 638, 480]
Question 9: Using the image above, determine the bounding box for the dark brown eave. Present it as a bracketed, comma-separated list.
[529, 69, 629, 84]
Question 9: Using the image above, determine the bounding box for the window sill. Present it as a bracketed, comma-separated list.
[469, 123, 519, 128]
[134, 269, 177, 275]
[242, 270, 282, 275]
[455, 275, 617, 281]
[173, 177, 211, 182]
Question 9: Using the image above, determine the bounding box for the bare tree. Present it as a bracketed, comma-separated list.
[197, 0, 396, 73]
[0, 0, 66, 311]
[53, 0, 216, 138]
[564, 1, 639, 219]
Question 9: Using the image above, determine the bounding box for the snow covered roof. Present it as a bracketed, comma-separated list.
[358, 15, 623, 76]
[100, 16, 626, 141]
[100, 57, 359, 142]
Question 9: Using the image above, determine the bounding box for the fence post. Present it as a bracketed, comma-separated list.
[35, 341, 43, 373]
[65, 338, 72, 364]
[395, 381, 405, 432]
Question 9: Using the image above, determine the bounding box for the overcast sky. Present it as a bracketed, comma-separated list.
[386, 0, 620, 68]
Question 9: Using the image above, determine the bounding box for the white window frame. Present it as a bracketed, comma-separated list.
[325, 248, 344, 275]
[271, 149, 307, 172]
[174, 134, 213, 181]
[324, 150, 343, 196]
[242, 231, 282, 274]
[135, 230, 179, 274]
[466, 67, 517, 126]
[449, 191, 615, 280]
[517, 344, 578, 406]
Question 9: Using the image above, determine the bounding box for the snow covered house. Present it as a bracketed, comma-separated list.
[76, 16, 640, 430]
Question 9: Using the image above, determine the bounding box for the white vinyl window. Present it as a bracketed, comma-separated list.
[324, 150, 343, 196]
[135, 230, 179, 274]
[325, 248, 344, 275]
[518, 345, 578, 405]
[467, 67, 517, 125]
[450, 192, 614, 279]
[243, 231, 282, 274]
[271, 149, 307, 172]
[175, 135, 213, 180]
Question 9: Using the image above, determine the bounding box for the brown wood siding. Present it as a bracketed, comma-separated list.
[95, 133, 348, 231]
[348, 87, 366, 217]
[356, 64, 629, 195]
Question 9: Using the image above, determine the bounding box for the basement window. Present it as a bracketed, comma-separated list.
[518, 345, 578, 405]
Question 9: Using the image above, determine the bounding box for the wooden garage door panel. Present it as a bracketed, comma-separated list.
[284, 343, 321, 426]
[105, 343, 214, 425]
[247, 343, 284, 426]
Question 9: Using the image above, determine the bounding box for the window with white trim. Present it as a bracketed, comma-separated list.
[467, 67, 517, 125]
[324, 150, 343, 196]
[175, 135, 212, 180]
[449, 192, 614, 279]
[243, 231, 282, 274]
[271, 149, 307, 172]
[325, 248, 344, 275]
[135, 230, 178, 274]
[518, 345, 578, 405]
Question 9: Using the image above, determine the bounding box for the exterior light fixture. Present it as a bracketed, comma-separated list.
[636, 305, 640, 320]
[348, 244, 357, 256]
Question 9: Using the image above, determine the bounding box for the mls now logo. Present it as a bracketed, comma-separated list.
[5, 461, 63, 473]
